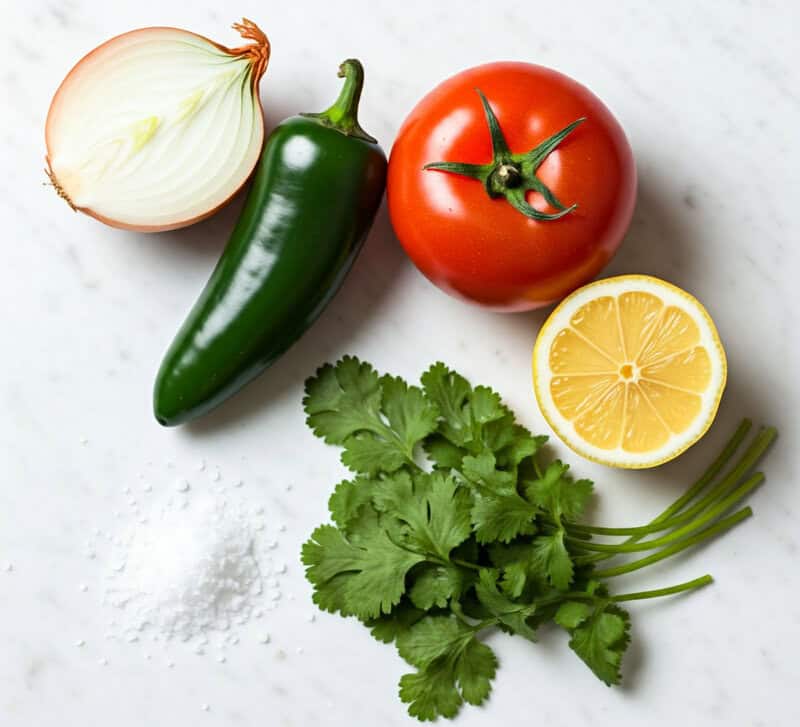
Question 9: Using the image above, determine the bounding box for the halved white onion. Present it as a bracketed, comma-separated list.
[45, 19, 270, 232]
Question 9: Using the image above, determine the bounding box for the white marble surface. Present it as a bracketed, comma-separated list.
[2, 1, 799, 725]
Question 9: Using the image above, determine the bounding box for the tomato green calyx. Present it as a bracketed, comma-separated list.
[303, 58, 377, 143]
[424, 89, 585, 221]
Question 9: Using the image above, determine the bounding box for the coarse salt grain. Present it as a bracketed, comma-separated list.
[101, 480, 274, 651]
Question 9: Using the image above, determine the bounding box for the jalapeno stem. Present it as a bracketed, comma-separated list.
[305, 58, 377, 143]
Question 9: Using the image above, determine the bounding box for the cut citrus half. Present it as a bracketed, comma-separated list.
[533, 275, 727, 468]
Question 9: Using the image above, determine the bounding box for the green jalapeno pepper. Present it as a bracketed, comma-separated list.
[154, 59, 386, 426]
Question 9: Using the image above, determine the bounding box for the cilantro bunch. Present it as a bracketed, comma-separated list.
[301, 357, 776, 722]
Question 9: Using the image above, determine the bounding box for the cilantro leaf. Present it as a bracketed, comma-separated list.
[420, 363, 473, 446]
[461, 450, 515, 490]
[525, 461, 594, 522]
[560, 479, 594, 521]
[366, 600, 425, 644]
[489, 543, 534, 598]
[493, 425, 547, 469]
[372, 471, 472, 561]
[400, 660, 464, 721]
[478, 413, 546, 470]
[462, 451, 538, 543]
[455, 640, 497, 705]
[423, 434, 465, 470]
[559, 602, 631, 685]
[470, 495, 538, 545]
[304, 357, 383, 442]
[529, 532, 574, 591]
[421, 366, 507, 451]
[328, 476, 375, 531]
[301, 522, 425, 619]
[488, 542, 552, 598]
[380, 374, 440, 454]
[554, 600, 592, 629]
[469, 385, 507, 426]
[498, 561, 529, 598]
[422, 363, 544, 479]
[397, 616, 497, 720]
[409, 563, 472, 610]
[397, 615, 472, 666]
[340, 434, 411, 475]
[304, 357, 438, 474]
[474, 569, 538, 640]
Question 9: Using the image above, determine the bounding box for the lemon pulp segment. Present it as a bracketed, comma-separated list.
[534, 276, 726, 468]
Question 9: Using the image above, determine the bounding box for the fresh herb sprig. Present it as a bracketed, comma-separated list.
[301, 357, 776, 721]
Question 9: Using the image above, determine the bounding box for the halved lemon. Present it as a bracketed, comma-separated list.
[533, 275, 726, 469]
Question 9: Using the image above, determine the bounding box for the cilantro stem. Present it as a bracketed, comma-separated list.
[518, 576, 714, 611]
[642, 419, 754, 524]
[646, 427, 775, 530]
[565, 419, 754, 537]
[590, 507, 752, 578]
[566, 472, 764, 554]
[533, 591, 599, 606]
[450, 557, 482, 572]
[610, 574, 713, 602]
[426, 553, 482, 572]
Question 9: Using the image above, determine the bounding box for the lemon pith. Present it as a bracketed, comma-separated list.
[533, 275, 727, 469]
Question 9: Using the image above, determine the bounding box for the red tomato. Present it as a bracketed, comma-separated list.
[387, 62, 636, 311]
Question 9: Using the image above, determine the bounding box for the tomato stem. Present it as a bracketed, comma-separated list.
[423, 88, 585, 222]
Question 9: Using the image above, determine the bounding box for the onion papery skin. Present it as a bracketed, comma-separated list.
[44, 19, 270, 232]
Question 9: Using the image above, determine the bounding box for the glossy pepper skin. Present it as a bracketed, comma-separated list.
[154, 59, 387, 426]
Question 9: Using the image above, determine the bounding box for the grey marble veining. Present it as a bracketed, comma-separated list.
[1, 1, 799, 725]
